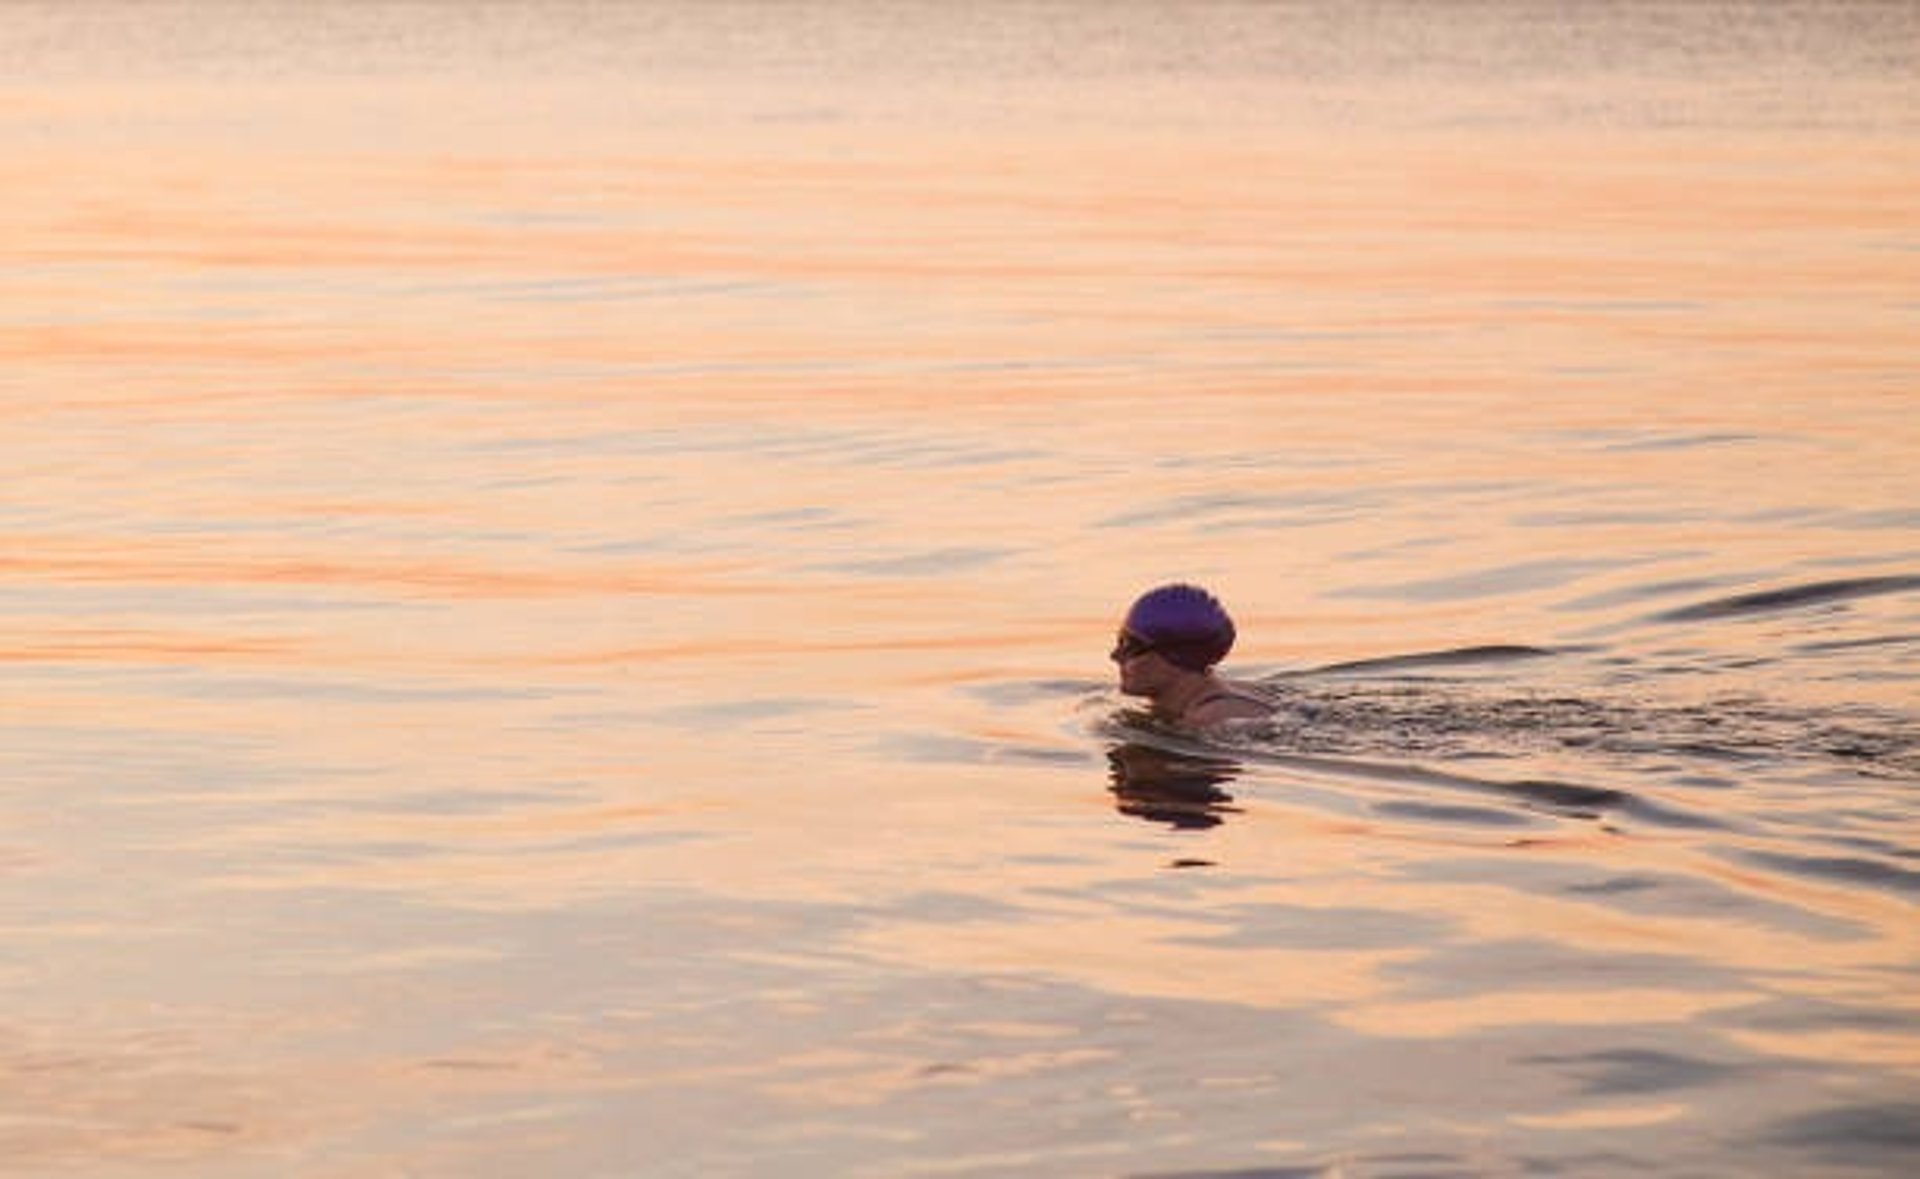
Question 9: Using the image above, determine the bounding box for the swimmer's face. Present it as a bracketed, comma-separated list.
[1112, 630, 1175, 696]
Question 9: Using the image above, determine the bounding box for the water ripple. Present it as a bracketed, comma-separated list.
[1652, 574, 1920, 623]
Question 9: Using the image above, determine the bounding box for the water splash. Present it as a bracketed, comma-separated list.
[1243, 677, 1920, 780]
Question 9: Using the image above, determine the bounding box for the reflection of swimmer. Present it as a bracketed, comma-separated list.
[1107, 743, 1243, 829]
[1111, 583, 1277, 728]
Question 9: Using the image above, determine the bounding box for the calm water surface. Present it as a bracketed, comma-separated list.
[5, 2, 1919, 1175]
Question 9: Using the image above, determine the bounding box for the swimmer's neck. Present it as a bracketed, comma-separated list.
[1148, 671, 1228, 722]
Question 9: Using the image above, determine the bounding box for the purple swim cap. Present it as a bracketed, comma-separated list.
[1121, 583, 1236, 671]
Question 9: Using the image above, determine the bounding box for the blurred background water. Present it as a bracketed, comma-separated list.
[4, 2, 1918, 1175]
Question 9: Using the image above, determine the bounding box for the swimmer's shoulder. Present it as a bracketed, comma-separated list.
[1184, 680, 1279, 728]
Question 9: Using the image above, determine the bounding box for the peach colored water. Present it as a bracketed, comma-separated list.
[5, 3, 1919, 1176]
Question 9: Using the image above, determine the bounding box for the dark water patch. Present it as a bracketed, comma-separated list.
[1738, 849, 1920, 896]
[1523, 1048, 1742, 1095]
[1652, 574, 1920, 623]
[1670, 773, 1739, 789]
[1740, 505, 1827, 525]
[1371, 1164, 1477, 1179]
[1501, 778, 1632, 815]
[1597, 431, 1761, 452]
[1302, 644, 1557, 676]
[1511, 1151, 1645, 1177]
[1744, 1000, 1920, 1039]
[1613, 794, 1741, 831]
[1761, 1102, 1920, 1168]
[1338, 1153, 1484, 1179]
[1793, 632, 1920, 654]
[1825, 833, 1920, 866]
[1373, 800, 1541, 827]
[1563, 874, 1660, 895]
[1628, 740, 1759, 764]
[1816, 507, 1920, 531]
[1002, 745, 1093, 767]
[1556, 573, 1751, 613]
[1418, 766, 1654, 824]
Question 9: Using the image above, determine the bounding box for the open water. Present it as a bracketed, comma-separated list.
[4, 2, 1919, 1175]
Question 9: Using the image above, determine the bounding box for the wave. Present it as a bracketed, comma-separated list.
[1296, 644, 1559, 676]
[1651, 574, 1920, 623]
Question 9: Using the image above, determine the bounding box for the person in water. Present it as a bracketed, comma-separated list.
[1111, 583, 1276, 728]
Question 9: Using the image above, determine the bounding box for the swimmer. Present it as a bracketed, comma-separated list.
[1111, 583, 1276, 728]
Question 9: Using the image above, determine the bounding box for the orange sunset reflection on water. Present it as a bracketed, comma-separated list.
[6, 2, 1920, 1175]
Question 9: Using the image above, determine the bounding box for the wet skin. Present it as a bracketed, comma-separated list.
[1112, 636, 1275, 728]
